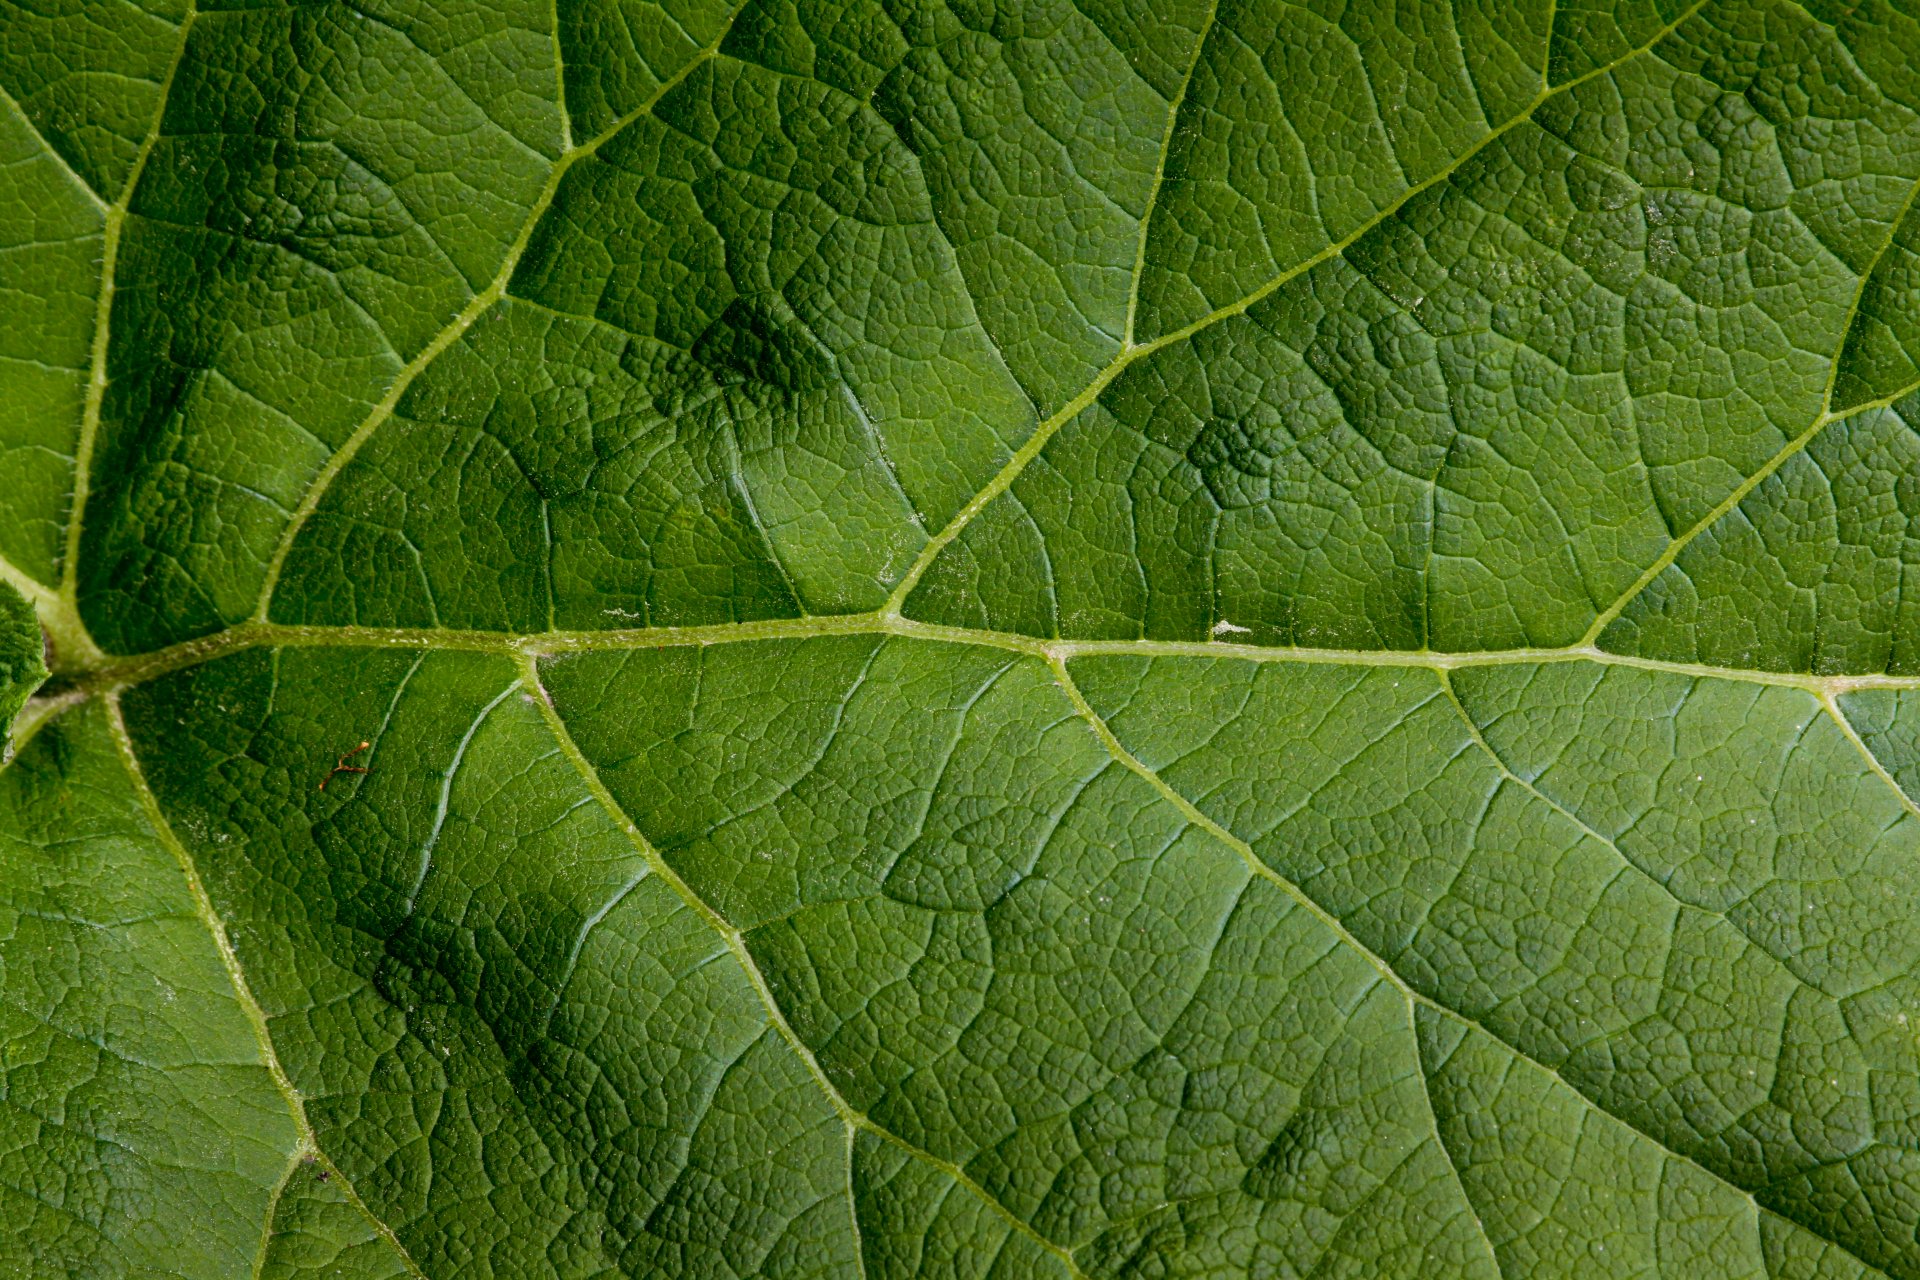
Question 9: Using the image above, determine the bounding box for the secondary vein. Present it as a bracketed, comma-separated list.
[104, 690, 429, 1280]
[886, 0, 1709, 617]
[1051, 651, 1892, 1280]
[250, 13, 744, 625]
[53, 4, 199, 669]
[520, 652, 1092, 1280]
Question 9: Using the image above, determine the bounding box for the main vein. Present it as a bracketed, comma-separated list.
[51, 611, 1920, 703]
[47, 0, 1914, 711]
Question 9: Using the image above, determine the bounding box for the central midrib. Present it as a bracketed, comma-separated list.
[47, 610, 1920, 702]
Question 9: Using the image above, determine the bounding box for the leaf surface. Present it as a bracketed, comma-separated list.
[6, 1, 1920, 1276]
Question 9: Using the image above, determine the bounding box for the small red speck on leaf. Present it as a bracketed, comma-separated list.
[319, 740, 372, 791]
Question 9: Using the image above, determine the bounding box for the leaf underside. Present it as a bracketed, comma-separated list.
[7, 1, 1920, 1277]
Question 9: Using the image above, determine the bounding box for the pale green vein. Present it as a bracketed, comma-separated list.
[1121, 0, 1218, 348]
[57, 611, 1920, 703]
[1049, 651, 1890, 1279]
[520, 651, 1092, 1280]
[1823, 164, 1920, 418]
[1822, 691, 1920, 825]
[1409, 1007, 1504, 1280]
[53, 5, 198, 671]
[250, 1150, 302, 1280]
[1045, 648, 1422, 1009]
[881, 345, 1133, 612]
[251, 18, 739, 624]
[1583, 156, 1920, 649]
[104, 690, 429, 1280]
[1418, 996, 1894, 1280]
[1581, 366, 1920, 648]
[887, 0, 1708, 616]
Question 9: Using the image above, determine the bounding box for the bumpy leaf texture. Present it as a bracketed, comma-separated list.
[7, 1, 1920, 1277]
[0, 580, 45, 755]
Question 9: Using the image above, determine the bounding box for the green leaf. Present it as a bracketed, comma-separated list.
[6, 2, 1920, 1277]
[0, 579, 47, 751]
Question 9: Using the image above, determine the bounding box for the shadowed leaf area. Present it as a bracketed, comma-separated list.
[7, 0, 1920, 1276]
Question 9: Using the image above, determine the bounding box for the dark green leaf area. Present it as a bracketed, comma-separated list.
[0, 579, 45, 744]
